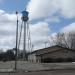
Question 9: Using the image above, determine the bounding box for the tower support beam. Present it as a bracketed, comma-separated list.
[23, 22, 26, 60]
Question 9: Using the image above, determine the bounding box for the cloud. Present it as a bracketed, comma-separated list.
[15, 22, 51, 51]
[0, 10, 4, 13]
[0, 10, 18, 49]
[27, 0, 75, 20]
[30, 22, 51, 50]
[0, 9, 51, 50]
[61, 22, 75, 33]
[58, 0, 75, 18]
[27, 0, 58, 20]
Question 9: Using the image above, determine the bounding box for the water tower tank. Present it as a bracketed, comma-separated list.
[22, 11, 29, 21]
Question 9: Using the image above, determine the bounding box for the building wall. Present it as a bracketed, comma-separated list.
[40, 49, 75, 59]
[37, 49, 75, 63]
[28, 53, 37, 63]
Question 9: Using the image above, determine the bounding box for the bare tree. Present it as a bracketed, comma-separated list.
[56, 32, 75, 50]
[67, 32, 75, 50]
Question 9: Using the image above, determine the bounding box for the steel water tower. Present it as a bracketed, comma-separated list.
[21, 10, 29, 60]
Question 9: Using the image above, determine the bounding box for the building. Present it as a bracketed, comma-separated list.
[28, 50, 38, 62]
[28, 45, 75, 63]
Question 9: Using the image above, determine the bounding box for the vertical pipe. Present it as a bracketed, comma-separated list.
[23, 21, 26, 60]
[45, 42, 47, 48]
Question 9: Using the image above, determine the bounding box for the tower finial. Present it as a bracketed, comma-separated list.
[25, 8, 26, 10]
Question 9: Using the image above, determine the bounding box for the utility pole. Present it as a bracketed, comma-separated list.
[15, 11, 18, 70]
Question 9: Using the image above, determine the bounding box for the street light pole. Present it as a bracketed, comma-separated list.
[15, 11, 18, 70]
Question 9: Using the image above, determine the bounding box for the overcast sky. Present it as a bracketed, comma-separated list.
[0, 0, 75, 51]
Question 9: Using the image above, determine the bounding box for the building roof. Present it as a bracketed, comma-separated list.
[29, 45, 75, 56]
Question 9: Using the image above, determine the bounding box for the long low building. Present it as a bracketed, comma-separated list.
[28, 45, 75, 63]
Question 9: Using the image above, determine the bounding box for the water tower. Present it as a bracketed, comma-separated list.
[21, 10, 29, 60]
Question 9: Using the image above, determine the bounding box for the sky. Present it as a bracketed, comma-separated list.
[0, 0, 75, 51]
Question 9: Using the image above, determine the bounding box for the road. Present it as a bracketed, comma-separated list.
[0, 70, 75, 75]
[0, 61, 75, 71]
